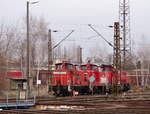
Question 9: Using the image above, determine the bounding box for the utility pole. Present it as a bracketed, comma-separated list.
[77, 46, 82, 64]
[123, 0, 126, 69]
[119, 0, 131, 70]
[64, 47, 67, 59]
[26, 1, 30, 98]
[79, 47, 82, 64]
[113, 22, 121, 95]
[26, 1, 39, 98]
[48, 29, 53, 92]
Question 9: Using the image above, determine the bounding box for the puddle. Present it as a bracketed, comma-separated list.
[104, 104, 127, 109]
[31, 105, 86, 111]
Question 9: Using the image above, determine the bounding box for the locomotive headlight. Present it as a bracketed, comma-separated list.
[101, 75, 108, 84]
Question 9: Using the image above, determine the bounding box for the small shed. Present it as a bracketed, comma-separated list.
[8, 78, 27, 90]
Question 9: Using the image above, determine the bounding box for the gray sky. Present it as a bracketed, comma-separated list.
[0, 0, 150, 58]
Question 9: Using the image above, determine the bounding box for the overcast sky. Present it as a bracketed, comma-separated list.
[0, 0, 150, 58]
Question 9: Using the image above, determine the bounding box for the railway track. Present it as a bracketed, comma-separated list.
[1, 102, 150, 114]
[1, 91, 150, 114]
[0, 91, 149, 104]
[36, 91, 150, 105]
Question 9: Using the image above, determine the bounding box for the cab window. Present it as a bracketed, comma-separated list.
[66, 64, 73, 70]
[56, 64, 62, 70]
[75, 65, 80, 71]
[91, 65, 98, 70]
[101, 67, 111, 71]
[81, 65, 87, 70]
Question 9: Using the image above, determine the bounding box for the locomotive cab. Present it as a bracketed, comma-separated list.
[55, 62, 73, 71]
[51, 62, 75, 96]
[98, 65, 114, 93]
[100, 65, 130, 92]
[100, 64, 114, 84]
[80, 64, 99, 85]
[73, 64, 100, 94]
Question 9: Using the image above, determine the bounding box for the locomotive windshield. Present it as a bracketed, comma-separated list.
[75, 65, 80, 71]
[56, 64, 62, 70]
[65, 64, 73, 70]
[101, 67, 112, 71]
[91, 65, 98, 70]
[81, 65, 87, 70]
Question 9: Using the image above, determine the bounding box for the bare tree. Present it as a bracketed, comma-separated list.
[137, 35, 150, 86]
[29, 16, 48, 68]
[0, 24, 21, 91]
[86, 44, 109, 64]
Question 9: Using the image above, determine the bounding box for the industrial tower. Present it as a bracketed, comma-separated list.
[119, 0, 131, 70]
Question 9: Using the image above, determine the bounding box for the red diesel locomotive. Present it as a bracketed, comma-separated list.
[51, 61, 130, 96]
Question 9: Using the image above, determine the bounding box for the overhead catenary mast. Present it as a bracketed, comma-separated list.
[77, 46, 82, 64]
[119, 0, 131, 70]
[113, 22, 121, 95]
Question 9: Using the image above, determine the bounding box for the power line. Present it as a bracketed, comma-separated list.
[88, 24, 114, 48]
[52, 30, 74, 49]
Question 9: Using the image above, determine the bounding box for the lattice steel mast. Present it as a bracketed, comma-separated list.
[119, 0, 131, 70]
[113, 22, 121, 95]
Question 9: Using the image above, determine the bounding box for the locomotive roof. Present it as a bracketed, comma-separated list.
[100, 64, 113, 68]
[55, 62, 73, 65]
[81, 64, 99, 66]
